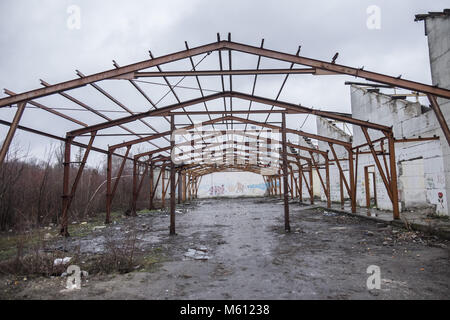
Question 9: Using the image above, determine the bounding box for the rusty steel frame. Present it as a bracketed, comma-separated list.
[1, 39, 447, 237]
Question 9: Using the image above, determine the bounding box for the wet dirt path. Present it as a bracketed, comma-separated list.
[5, 197, 450, 299]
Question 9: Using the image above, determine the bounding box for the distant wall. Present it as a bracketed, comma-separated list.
[197, 171, 266, 198]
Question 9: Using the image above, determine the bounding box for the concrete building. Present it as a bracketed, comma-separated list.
[415, 9, 450, 215]
[310, 9, 450, 216]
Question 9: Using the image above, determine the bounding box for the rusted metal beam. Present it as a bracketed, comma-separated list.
[297, 160, 303, 202]
[263, 46, 302, 125]
[134, 68, 316, 78]
[387, 132, 400, 219]
[380, 140, 391, 183]
[309, 160, 314, 204]
[168, 109, 302, 115]
[0, 41, 227, 107]
[178, 170, 183, 204]
[427, 94, 450, 146]
[325, 155, 331, 208]
[339, 171, 344, 209]
[0, 118, 138, 162]
[2, 40, 450, 110]
[227, 115, 351, 147]
[131, 163, 149, 216]
[148, 51, 194, 125]
[60, 131, 97, 236]
[347, 147, 357, 213]
[182, 171, 187, 202]
[289, 166, 294, 200]
[41, 79, 166, 151]
[112, 60, 171, 125]
[225, 41, 450, 99]
[309, 151, 330, 208]
[281, 113, 291, 232]
[106, 145, 132, 223]
[0, 101, 27, 166]
[150, 167, 163, 205]
[329, 143, 351, 196]
[361, 128, 394, 203]
[245, 39, 265, 132]
[354, 148, 360, 205]
[67, 92, 385, 141]
[214, 36, 227, 129]
[161, 166, 166, 209]
[395, 136, 439, 143]
[185, 41, 214, 126]
[105, 151, 113, 224]
[227, 92, 390, 132]
[170, 115, 176, 235]
[149, 162, 154, 209]
[4, 89, 87, 126]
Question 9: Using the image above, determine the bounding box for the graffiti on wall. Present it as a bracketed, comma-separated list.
[204, 181, 268, 197]
[227, 182, 246, 194]
[438, 192, 444, 209]
[199, 172, 268, 198]
[209, 185, 225, 196]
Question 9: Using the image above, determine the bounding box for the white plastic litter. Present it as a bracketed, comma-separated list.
[54, 257, 72, 266]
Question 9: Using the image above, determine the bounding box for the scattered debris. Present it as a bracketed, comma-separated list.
[323, 211, 337, 217]
[53, 257, 72, 266]
[184, 248, 210, 261]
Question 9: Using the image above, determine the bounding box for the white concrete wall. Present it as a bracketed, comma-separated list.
[422, 13, 450, 215]
[197, 171, 266, 198]
[350, 86, 448, 215]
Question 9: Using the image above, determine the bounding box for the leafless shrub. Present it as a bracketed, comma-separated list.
[0, 141, 135, 232]
[87, 229, 140, 275]
[0, 230, 75, 277]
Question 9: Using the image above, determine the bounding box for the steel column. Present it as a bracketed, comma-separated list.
[170, 115, 176, 235]
[388, 133, 400, 219]
[149, 162, 154, 209]
[60, 132, 96, 236]
[347, 147, 356, 213]
[178, 170, 182, 204]
[281, 113, 290, 232]
[325, 155, 331, 208]
[105, 151, 112, 224]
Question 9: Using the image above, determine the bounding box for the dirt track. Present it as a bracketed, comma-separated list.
[2, 197, 450, 299]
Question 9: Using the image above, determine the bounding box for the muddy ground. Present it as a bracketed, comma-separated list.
[1, 197, 449, 299]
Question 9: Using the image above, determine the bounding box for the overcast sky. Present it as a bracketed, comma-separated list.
[0, 0, 447, 165]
